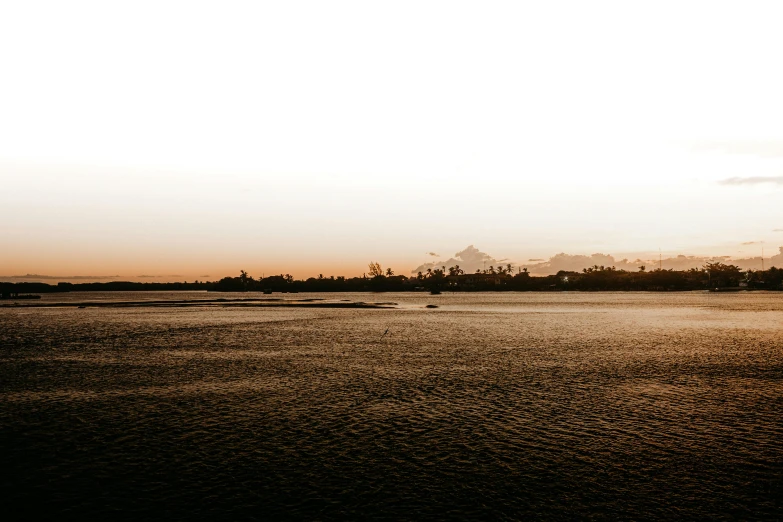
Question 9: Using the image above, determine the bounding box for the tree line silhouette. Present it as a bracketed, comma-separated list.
[3, 261, 782, 298]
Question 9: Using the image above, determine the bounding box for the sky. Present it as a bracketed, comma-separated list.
[2, 1, 783, 281]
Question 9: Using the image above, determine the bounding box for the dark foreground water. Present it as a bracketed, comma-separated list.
[2, 292, 782, 520]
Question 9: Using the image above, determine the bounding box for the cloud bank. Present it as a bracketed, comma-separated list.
[414, 246, 783, 276]
[521, 249, 783, 274]
[720, 176, 783, 186]
[412, 245, 505, 274]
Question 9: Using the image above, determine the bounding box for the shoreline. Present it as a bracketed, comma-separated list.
[0, 297, 396, 309]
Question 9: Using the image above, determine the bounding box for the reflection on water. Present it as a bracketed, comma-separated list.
[1, 292, 782, 519]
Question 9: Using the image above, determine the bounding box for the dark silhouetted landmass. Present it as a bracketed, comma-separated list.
[2, 261, 782, 297]
[0, 297, 394, 309]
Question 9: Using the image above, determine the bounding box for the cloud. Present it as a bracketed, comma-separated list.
[519, 248, 783, 274]
[521, 253, 641, 275]
[719, 176, 783, 186]
[734, 246, 783, 270]
[411, 245, 783, 277]
[741, 241, 760, 245]
[691, 141, 783, 158]
[412, 245, 504, 274]
[774, 229, 783, 232]
[426, 252, 439, 257]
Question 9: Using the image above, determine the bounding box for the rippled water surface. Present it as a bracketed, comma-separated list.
[2, 292, 782, 519]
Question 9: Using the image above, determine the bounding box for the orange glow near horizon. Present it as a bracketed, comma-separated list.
[2, 2, 783, 280]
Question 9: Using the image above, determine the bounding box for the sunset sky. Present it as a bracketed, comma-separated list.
[2, 1, 782, 280]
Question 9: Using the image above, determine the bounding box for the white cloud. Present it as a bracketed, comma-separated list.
[412, 246, 505, 275]
[720, 176, 783, 186]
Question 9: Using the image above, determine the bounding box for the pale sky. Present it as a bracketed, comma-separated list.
[2, 1, 782, 280]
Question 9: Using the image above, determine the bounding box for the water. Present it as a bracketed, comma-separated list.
[2, 292, 782, 519]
